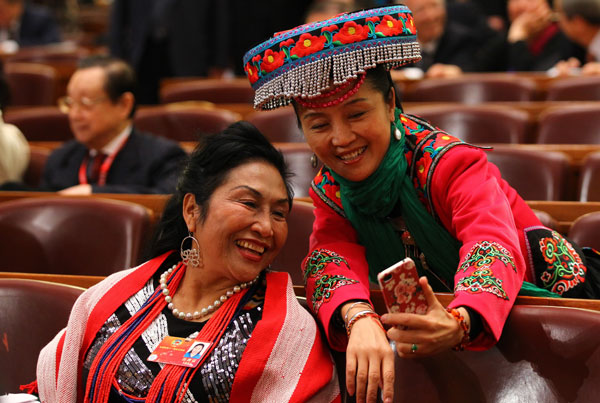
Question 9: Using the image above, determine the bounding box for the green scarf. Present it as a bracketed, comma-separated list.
[329, 108, 557, 298]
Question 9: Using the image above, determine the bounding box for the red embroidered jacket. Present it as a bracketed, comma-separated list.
[303, 114, 584, 351]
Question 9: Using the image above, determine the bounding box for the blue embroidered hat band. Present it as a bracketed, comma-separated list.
[243, 5, 421, 110]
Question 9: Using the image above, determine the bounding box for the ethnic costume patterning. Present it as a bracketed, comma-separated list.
[36, 252, 340, 403]
[303, 112, 598, 351]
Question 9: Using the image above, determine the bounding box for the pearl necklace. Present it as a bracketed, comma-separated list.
[159, 264, 259, 321]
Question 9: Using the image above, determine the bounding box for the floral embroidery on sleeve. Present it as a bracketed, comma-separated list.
[303, 249, 358, 313]
[538, 231, 586, 295]
[455, 241, 516, 300]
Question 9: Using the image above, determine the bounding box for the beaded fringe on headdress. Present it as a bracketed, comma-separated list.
[255, 40, 420, 110]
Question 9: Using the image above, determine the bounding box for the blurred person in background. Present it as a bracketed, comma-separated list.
[41, 55, 186, 194]
[394, 0, 481, 78]
[552, 0, 600, 75]
[0, 0, 61, 52]
[0, 58, 28, 185]
[480, 0, 585, 72]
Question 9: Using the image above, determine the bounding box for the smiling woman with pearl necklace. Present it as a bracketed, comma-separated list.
[34, 121, 340, 403]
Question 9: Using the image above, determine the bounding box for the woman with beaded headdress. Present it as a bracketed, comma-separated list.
[243, 4, 600, 402]
[33, 121, 340, 402]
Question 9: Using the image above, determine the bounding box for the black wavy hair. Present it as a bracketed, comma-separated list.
[147, 121, 294, 259]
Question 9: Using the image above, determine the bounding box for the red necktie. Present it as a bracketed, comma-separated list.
[87, 152, 107, 184]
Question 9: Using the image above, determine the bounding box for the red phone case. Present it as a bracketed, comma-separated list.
[377, 258, 428, 314]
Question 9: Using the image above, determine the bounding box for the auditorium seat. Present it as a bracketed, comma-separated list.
[578, 152, 600, 202]
[5, 62, 57, 106]
[4, 106, 73, 141]
[486, 147, 569, 200]
[246, 106, 305, 143]
[568, 212, 600, 251]
[403, 75, 538, 103]
[536, 105, 600, 144]
[23, 145, 51, 187]
[279, 143, 320, 198]
[0, 279, 83, 394]
[271, 200, 314, 285]
[0, 197, 152, 276]
[160, 78, 255, 104]
[546, 76, 600, 101]
[406, 104, 530, 144]
[134, 103, 240, 141]
[389, 305, 600, 402]
[532, 209, 558, 230]
[5, 44, 90, 100]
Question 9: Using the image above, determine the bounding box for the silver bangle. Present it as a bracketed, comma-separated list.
[343, 301, 374, 324]
[346, 309, 377, 329]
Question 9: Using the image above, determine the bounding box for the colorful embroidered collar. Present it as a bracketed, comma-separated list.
[243, 5, 421, 110]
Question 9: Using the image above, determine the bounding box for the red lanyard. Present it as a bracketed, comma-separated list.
[78, 136, 129, 186]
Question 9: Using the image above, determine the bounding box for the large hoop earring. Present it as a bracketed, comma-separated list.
[311, 153, 318, 169]
[180, 232, 202, 268]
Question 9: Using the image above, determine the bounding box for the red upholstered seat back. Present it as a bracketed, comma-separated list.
[485, 147, 569, 201]
[4, 106, 73, 141]
[404, 76, 538, 103]
[578, 152, 600, 201]
[406, 104, 530, 144]
[568, 212, 600, 251]
[134, 105, 239, 141]
[0, 197, 151, 275]
[537, 105, 600, 144]
[271, 200, 314, 285]
[0, 279, 84, 394]
[246, 107, 305, 143]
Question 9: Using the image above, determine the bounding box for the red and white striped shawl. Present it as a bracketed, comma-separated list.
[37, 252, 340, 403]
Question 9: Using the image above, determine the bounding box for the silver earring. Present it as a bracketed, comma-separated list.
[394, 127, 402, 141]
[180, 232, 202, 268]
[311, 153, 318, 169]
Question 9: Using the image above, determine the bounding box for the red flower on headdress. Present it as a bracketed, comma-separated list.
[321, 24, 339, 33]
[279, 38, 295, 48]
[260, 49, 285, 73]
[375, 15, 402, 36]
[332, 21, 369, 44]
[245, 62, 259, 84]
[398, 13, 416, 34]
[291, 33, 326, 58]
[365, 16, 380, 23]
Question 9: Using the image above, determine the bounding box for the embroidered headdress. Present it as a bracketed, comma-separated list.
[243, 5, 421, 110]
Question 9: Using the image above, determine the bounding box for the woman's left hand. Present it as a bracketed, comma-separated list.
[380, 277, 469, 357]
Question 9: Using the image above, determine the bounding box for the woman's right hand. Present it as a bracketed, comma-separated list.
[345, 315, 395, 403]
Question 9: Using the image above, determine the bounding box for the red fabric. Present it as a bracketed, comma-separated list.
[305, 119, 543, 350]
[230, 273, 288, 396]
[305, 193, 372, 351]
[19, 380, 38, 395]
[528, 23, 559, 57]
[431, 146, 532, 348]
[77, 251, 172, 399]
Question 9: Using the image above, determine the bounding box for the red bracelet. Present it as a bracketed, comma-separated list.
[346, 311, 382, 337]
[446, 308, 470, 351]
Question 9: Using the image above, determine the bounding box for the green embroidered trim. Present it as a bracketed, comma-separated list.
[455, 241, 516, 300]
[456, 267, 509, 300]
[303, 249, 357, 313]
[312, 274, 358, 314]
[303, 248, 348, 281]
[459, 241, 516, 273]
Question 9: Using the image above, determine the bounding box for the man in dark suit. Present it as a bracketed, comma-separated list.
[396, 0, 484, 77]
[0, 0, 61, 47]
[41, 55, 186, 194]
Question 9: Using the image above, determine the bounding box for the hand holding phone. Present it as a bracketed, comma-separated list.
[377, 257, 428, 315]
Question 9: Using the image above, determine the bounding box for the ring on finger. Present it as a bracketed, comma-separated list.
[411, 343, 418, 353]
